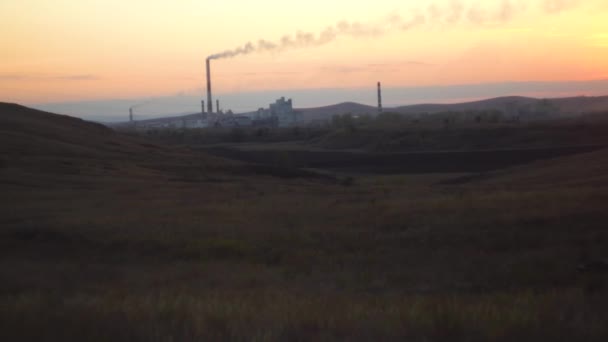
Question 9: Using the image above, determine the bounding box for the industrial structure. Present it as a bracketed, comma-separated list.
[377, 82, 383, 114]
[206, 58, 213, 114]
[204, 57, 298, 127]
[255, 97, 298, 127]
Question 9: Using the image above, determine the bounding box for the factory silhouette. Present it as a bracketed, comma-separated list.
[128, 56, 383, 131]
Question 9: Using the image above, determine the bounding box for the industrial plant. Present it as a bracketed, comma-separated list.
[126, 58, 386, 131]
[126, 57, 302, 131]
[254, 97, 298, 127]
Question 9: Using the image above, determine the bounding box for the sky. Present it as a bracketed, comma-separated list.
[1, 0, 608, 119]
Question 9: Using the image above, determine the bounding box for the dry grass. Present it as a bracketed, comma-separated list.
[2, 173, 608, 340]
[2, 289, 607, 342]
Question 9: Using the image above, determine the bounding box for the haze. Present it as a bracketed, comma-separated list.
[2, 0, 608, 118]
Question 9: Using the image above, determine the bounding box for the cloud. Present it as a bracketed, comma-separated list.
[0, 73, 99, 81]
[239, 71, 301, 76]
[403, 60, 435, 67]
[55, 74, 99, 81]
[323, 61, 433, 74]
[543, 0, 581, 13]
[369, 61, 435, 68]
[321, 66, 368, 74]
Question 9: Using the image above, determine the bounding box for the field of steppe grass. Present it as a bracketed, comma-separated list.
[2, 289, 607, 341]
[1, 173, 608, 340]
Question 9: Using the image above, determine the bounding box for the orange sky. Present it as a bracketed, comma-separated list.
[1, 0, 607, 104]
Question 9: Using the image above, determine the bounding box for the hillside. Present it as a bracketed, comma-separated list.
[298, 95, 608, 122]
[478, 147, 608, 188]
[394, 95, 608, 116]
[0, 103, 331, 190]
[0, 103, 225, 186]
[1, 102, 163, 157]
[296, 102, 377, 122]
[393, 96, 538, 114]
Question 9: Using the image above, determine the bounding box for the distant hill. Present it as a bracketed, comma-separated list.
[392, 96, 538, 114]
[393, 95, 608, 116]
[298, 95, 608, 123]
[550, 96, 608, 114]
[296, 102, 378, 122]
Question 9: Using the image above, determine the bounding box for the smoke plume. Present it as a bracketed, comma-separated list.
[207, 0, 583, 60]
[207, 21, 382, 60]
[129, 100, 152, 111]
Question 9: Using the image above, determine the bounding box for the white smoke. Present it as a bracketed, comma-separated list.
[129, 100, 152, 111]
[207, 0, 584, 60]
[207, 20, 382, 60]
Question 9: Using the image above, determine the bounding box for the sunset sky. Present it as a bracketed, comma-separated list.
[2, 0, 608, 113]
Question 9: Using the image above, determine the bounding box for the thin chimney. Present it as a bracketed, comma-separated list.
[377, 82, 383, 114]
[216, 99, 220, 113]
[129, 108, 133, 122]
[206, 58, 213, 114]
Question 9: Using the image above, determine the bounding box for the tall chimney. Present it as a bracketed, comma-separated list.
[216, 99, 220, 113]
[377, 82, 383, 114]
[129, 108, 133, 122]
[206, 58, 213, 114]
[201, 100, 206, 119]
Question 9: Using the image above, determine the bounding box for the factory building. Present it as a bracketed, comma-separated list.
[255, 97, 298, 127]
[213, 114, 252, 127]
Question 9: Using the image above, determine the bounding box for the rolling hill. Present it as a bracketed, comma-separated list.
[297, 95, 608, 122]
[0, 103, 332, 189]
[296, 102, 378, 122]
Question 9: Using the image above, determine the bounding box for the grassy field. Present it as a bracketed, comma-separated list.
[2, 103, 608, 341]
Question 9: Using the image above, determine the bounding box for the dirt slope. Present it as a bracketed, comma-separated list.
[475, 147, 608, 188]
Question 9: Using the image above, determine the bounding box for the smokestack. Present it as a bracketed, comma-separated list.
[206, 58, 213, 114]
[377, 82, 383, 114]
[129, 108, 133, 122]
[216, 99, 220, 113]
